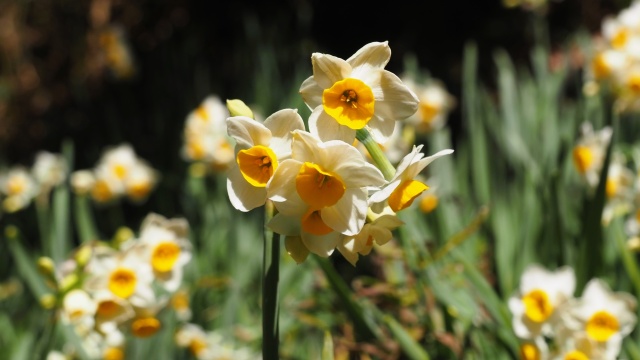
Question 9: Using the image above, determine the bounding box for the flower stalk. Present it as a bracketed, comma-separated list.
[262, 200, 280, 359]
[356, 128, 396, 181]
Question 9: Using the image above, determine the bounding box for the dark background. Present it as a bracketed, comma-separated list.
[0, 0, 627, 171]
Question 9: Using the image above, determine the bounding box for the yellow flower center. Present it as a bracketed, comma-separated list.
[113, 164, 128, 179]
[419, 102, 440, 125]
[6, 176, 26, 196]
[419, 194, 439, 213]
[151, 241, 181, 272]
[127, 180, 152, 200]
[96, 299, 120, 318]
[612, 28, 629, 49]
[187, 139, 206, 160]
[108, 268, 137, 298]
[322, 78, 375, 129]
[572, 145, 593, 175]
[388, 180, 429, 212]
[301, 208, 333, 235]
[196, 105, 209, 122]
[237, 145, 278, 187]
[586, 310, 619, 342]
[91, 179, 113, 202]
[564, 350, 589, 360]
[522, 289, 553, 323]
[103, 347, 125, 360]
[296, 162, 345, 209]
[190, 338, 209, 356]
[520, 343, 540, 360]
[605, 178, 617, 199]
[592, 53, 611, 79]
[131, 317, 161, 338]
[172, 290, 190, 311]
[627, 71, 640, 94]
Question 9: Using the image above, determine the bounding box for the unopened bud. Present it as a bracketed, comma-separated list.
[37, 257, 56, 277]
[40, 293, 57, 309]
[74, 245, 93, 268]
[226, 99, 254, 118]
[113, 227, 134, 248]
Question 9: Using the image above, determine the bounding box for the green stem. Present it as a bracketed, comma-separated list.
[73, 194, 99, 243]
[356, 128, 395, 181]
[263, 202, 280, 359]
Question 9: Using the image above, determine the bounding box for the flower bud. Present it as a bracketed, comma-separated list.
[226, 99, 254, 118]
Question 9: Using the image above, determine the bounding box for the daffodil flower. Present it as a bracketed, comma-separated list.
[267, 130, 386, 241]
[369, 145, 453, 213]
[130, 213, 192, 292]
[226, 108, 305, 212]
[268, 212, 342, 259]
[572, 122, 612, 188]
[559, 278, 637, 359]
[299, 41, 419, 144]
[0, 166, 38, 212]
[337, 208, 404, 266]
[508, 264, 575, 339]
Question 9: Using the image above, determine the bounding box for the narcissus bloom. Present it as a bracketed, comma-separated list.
[226, 109, 305, 212]
[267, 130, 386, 256]
[559, 278, 637, 359]
[369, 145, 453, 213]
[402, 76, 456, 134]
[572, 122, 612, 188]
[182, 96, 236, 171]
[130, 213, 192, 292]
[300, 42, 419, 144]
[508, 264, 575, 339]
[0, 166, 38, 212]
[337, 208, 404, 266]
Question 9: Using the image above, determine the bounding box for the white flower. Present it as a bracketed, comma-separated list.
[508, 264, 575, 339]
[337, 207, 404, 266]
[299, 41, 419, 144]
[32, 151, 67, 189]
[369, 145, 453, 213]
[402, 77, 455, 133]
[132, 213, 192, 292]
[572, 122, 612, 188]
[70, 170, 95, 195]
[182, 95, 236, 171]
[60, 289, 96, 335]
[559, 278, 637, 359]
[226, 108, 305, 212]
[84, 246, 155, 308]
[267, 130, 386, 256]
[0, 166, 39, 212]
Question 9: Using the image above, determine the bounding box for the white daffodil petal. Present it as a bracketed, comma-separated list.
[347, 41, 391, 74]
[312, 53, 350, 89]
[321, 188, 367, 235]
[267, 160, 308, 215]
[264, 108, 305, 158]
[337, 239, 359, 266]
[308, 107, 356, 143]
[371, 71, 420, 120]
[226, 166, 267, 212]
[299, 76, 324, 110]
[267, 213, 302, 236]
[291, 129, 322, 162]
[226, 116, 272, 149]
[366, 114, 397, 144]
[369, 179, 402, 204]
[369, 226, 393, 246]
[374, 214, 405, 229]
[301, 231, 341, 257]
[408, 149, 455, 179]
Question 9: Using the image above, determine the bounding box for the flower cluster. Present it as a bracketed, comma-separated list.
[509, 264, 637, 360]
[571, 122, 640, 230]
[225, 42, 454, 265]
[0, 151, 68, 213]
[174, 323, 260, 360]
[589, 0, 640, 112]
[181, 95, 236, 173]
[43, 213, 192, 359]
[71, 144, 158, 204]
[402, 75, 456, 135]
